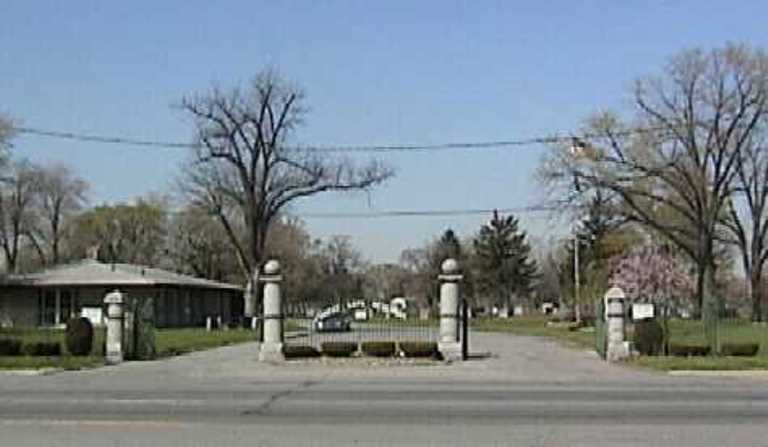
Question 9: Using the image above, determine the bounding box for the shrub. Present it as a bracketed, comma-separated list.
[65, 317, 94, 356]
[21, 342, 62, 357]
[669, 344, 711, 357]
[321, 342, 358, 357]
[720, 343, 760, 357]
[361, 341, 396, 357]
[633, 319, 664, 356]
[0, 338, 22, 356]
[399, 341, 438, 358]
[284, 345, 321, 359]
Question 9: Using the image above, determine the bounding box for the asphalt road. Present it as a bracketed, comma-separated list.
[1, 332, 767, 446]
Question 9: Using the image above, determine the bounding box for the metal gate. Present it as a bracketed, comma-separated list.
[285, 301, 439, 351]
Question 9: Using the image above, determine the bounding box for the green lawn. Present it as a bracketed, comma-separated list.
[628, 318, 768, 371]
[630, 355, 768, 371]
[155, 328, 258, 357]
[646, 319, 768, 352]
[0, 326, 260, 370]
[0, 355, 104, 370]
[471, 316, 768, 371]
[0, 326, 106, 370]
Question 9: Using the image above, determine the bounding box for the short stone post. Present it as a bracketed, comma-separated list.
[258, 260, 285, 362]
[605, 286, 630, 362]
[243, 279, 255, 318]
[104, 290, 125, 365]
[438, 258, 463, 362]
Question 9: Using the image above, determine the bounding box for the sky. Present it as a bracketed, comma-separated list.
[2, 1, 768, 263]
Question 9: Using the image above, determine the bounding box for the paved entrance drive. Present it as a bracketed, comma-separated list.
[1, 331, 767, 446]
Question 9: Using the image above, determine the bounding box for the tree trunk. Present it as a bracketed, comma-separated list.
[751, 270, 763, 322]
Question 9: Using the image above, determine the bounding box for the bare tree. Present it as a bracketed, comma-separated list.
[68, 197, 168, 266]
[723, 135, 768, 321]
[166, 205, 238, 281]
[29, 163, 89, 265]
[178, 69, 393, 314]
[0, 114, 13, 155]
[0, 160, 41, 273]
[540, 44, 768, 320]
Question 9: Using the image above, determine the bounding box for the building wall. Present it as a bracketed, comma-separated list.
[0, 285, 241, 329]
[0, 288, 39, 327]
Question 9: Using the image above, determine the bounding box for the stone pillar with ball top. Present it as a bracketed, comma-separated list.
[104, 290, 125, 365]
[438, 258, 463, 361]
[605, 286, 630, 362]
[258, 260, 285, 362]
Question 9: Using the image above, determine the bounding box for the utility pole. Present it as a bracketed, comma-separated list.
[574, 235, 581, 324]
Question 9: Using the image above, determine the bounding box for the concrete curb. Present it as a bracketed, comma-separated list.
[0, 367, 64, 376]
[669, 370, 768, 378]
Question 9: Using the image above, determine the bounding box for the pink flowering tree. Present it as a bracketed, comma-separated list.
[610, 246, 695, 308]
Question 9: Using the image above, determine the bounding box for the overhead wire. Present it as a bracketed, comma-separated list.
[12, 124, 665, 154]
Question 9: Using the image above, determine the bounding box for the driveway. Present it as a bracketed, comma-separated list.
[1, 331, 767, 446]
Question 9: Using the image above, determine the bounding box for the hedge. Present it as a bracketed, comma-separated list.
[284, 345, 321, 359]
[399, 341, 438, 358]
[669, 344, 711, 357]
[720, 343, 760, 357]
[361, 341, 396, 357]
[321, 342, 358, 357]
[65, 317, 94, 356]
[0, 338, 22, 356]
[21, 342, 62, 357]
[634, 320, 664, 356]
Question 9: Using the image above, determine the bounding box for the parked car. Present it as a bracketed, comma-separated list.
[313, 313, 352, 332]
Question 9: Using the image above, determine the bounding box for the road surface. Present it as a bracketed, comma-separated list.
[1, 331, 767, 446]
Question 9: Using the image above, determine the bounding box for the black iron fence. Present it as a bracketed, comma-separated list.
[624, 301, 768, 358]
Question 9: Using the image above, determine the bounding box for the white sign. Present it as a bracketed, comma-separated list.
[632, 303, 654, 321]
[81, 307, 104, 326]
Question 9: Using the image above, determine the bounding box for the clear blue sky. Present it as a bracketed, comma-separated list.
[2, 1, 767, 263]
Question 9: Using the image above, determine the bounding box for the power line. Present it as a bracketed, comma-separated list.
[14, 127, 197, 149]
[298, 205, 553, 219]
[13, 124, 664, 154]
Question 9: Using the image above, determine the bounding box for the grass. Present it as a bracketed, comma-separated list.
[627, 318, 768, 371]
[471, 316, 596, 349]
[155, 328, 258, 357]
[471, 316, 768, 371]
[630, 356, 768, 371]
[0, 326, 260, 370]
[0, 355, 104, 370]
[0, 326, 106, 370]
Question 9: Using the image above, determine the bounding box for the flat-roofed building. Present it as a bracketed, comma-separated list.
[0, 260, 243, 328]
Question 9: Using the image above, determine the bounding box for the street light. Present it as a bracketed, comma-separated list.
[571, 232, 596, 324]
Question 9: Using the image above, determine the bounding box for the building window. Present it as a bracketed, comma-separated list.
[40, 289, 77, 327]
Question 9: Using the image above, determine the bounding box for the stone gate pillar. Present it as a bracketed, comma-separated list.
[605, 286, 630, 362]
[104, 290, 125, 365]
[438, 258, 463, 361]
[258, 260, 285, 362]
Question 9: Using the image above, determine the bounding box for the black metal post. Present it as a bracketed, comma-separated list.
[461, 298, 469, 360]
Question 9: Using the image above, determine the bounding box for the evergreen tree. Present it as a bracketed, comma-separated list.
[431, 229, 462, 269]
[473, 211, 537, 312]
